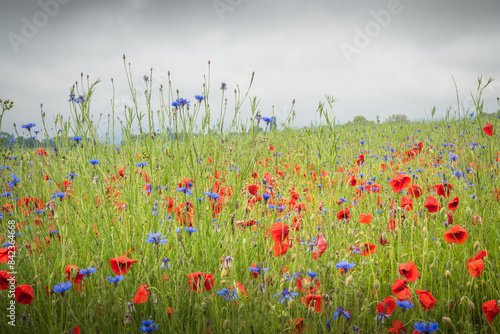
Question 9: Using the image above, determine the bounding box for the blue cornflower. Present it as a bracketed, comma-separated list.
[262, 117, 274, 124]
[262, 193, 271, 201]
[66, 172, 79, 180]
[333, 307, 350, 319]
[184, 227, 197, 235]
[79, 267, 97, 278]
[374, 312, 390, 323]
[172, 98, 190, 108]
[397, 300, 414, 310]
[68, 93, 76, 102]
[146, 231, 167, 245]
[89, 159, 99, 165]
[140, 319, 158, 332]
[107, 275, 124, 284]
[76, 95, 86, 104]
[307, 271, 317, 278]
[161, 257, 171, 269]
[195, 95, 205, 102]
[217, 288, 238, 301]
[273, 288, 298, 304]
[53, 281, 72, 295]
[136, 162, 148, 168]
[73, 136, 82, 143]
[1, 191, 11, 197]
[220, 82, 227, 90]
[249, 266, 270, 275]
[335, 261, 355, 270]
[177, 186, 192, 195]
[413, 321, 439, 333]
[21, 123, 36, 131]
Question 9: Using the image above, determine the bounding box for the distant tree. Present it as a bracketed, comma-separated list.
[385, 114, 409, 123]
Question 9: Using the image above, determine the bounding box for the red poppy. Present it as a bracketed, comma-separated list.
[296, 277, 321, 294]
[400, 197, 413, 211]
[415, 289, 437, 311]
[0, 271, 16, 290]
[302, 294, 323, 312]
[0, 245, 16, 263]
[270, 222, 290, 257]
[408, 184, 422, 198]
[434, 183, 453, 198]
[187, 272, 214, 292]
[359, 213, 373, 225]
[336, 208, 350, 221]
[356, 154, 365, 166]
[109, 254, 138, 275]
[423, 196, 440, 213]
[467, 250, 489, 277]
[14, 284, 34, 305]
[482, 300, 499, 323]
[389, 174, 411, 193]
[288, 318, 304, 334]
[348, 243, 377, 256]
[234, 281, 248, 300]
[376, 296, 397, 315]
[36, 148, 48, 157]
[167, 307, 175, 318]
[446, 211, 453, 225]
[348, 176, 357, 186]
[483, 123, 494, 136]
[312, 233, 327, 260]
[72, 326, 81, 334]
[443, 225, 469, 244]
[447, 196, 459, 211]
[391, 279, 411, 300]
[387, 320, 406, 333]
[65, 265, 85, 285]
[248, 185, 259, 196]
[398, 261, 419, 282]
[132, 284, 150, 304]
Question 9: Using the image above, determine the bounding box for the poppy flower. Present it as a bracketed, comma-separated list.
[434, 183, 453, 198]
[467, 250, 489, 277]
[302, 294, 323, 312]
[187, 272, 214, 292]
[132, 284, 150, 304]
[443, 225, 469, 244]
[415, 289, 437, 311]
[376, 296, 397, 315]
[391, 279, 411, 301]
[270, 222, 290, 257]
[348, 176, 357, 186]
[0, 271, 16, 290]
[109, 254, 138, 275]
[423, 196, 440, 213]
[312, 233, 327, 260]
[14, 284, 34, 305]
[288, 318, 304, 334]
[482, 300, 499, 323]
[398, 261, 419, 282]
[234, 281, 248, 300]
[247, 185, 259, 196]
[447, 196, 459, 211]
[0, 245, 15, 263]
[359, 213, 373, 225]
[72, 326, 81, 334]
[400, 197, 413, 211]
[167, 307, 175, 318]
[446, 211, 453, 225]
[387, 320, 406, 333]
[408, 184, 422, 198]
[356, 154, 364, 166]
[389, 174, 411, 193]
[65, 265, 85, 285]
[296, 277, 321, 294]
[348, 243, 377, 256]
[336, 208, 350, 221]
[483, 123, 494, 136]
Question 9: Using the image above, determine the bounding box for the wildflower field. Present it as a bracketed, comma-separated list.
[1, 63, 500, 333]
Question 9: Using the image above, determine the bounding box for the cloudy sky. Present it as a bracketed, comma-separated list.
[1, 0, 499, 139]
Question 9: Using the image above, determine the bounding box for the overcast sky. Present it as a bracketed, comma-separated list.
[1, 0, 499, 139]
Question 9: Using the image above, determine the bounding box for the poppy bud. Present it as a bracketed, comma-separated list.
[346, 275, 354, 286]
[468, 301, 475, 309]
[422, 226, 426, 233]
[474, 241, 481, 253]
[347, 229, 354, 237]
[442, 317, 452, 325]
[151, 293, 157, 303]
[445, 270, 451, 279]
[359, 231, 364, 237]
[223, 319, 230, 330]
[373, 279, 380, 290]
[291, 254, 296, 262]
[466, 207, 472, 217]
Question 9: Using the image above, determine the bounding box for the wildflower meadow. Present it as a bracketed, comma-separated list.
[1, 60, 500, 333]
